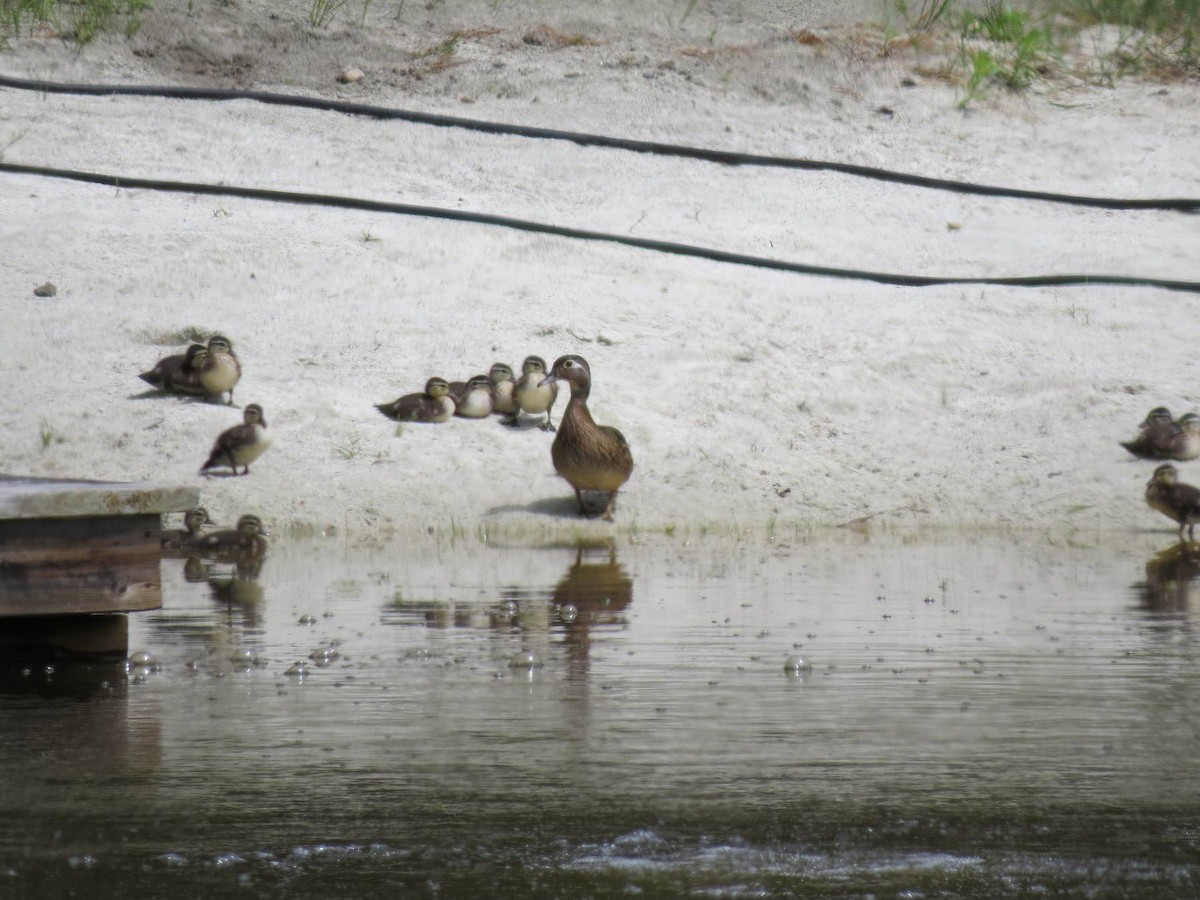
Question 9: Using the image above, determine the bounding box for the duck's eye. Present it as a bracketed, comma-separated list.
[563, 359, 575, 368]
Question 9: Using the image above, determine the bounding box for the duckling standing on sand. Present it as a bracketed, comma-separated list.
[190, 514, 270, 558]
[453, 374, 494, 418]
[539, 355, 633, 521]
[489, 363, 517, 416]
[1123, 408, 1200, 461]
[198, 335, 242, 405]
[506, 355, 558, 431]
[375, 377, 455, 423]
[159, 507, 214, 548]
[139, 343, 207, 396]
[200, 403, 272, 476]
[1145, 463, 1200, 539]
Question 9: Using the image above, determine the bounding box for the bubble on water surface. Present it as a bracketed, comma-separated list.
[298, 614, 317, 626]
[558, 603, 579, 624]
[230, 649, 257, 668]
[783, 655, 812, 674]
[127, 650, 158, 669]
[310, 646, 340, 667]
[509, 649, 544, 669]
[286, 661, 310, 678]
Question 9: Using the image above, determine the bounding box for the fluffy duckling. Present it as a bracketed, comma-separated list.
[376, 377, 455, 423]
[190, 514, 270, 558]
[198, 335, 242, 405]
[1145, 463, 1200, 538]
[139, 343, 207, 396]
[453, 374, 494, 418]
[159, 507, 214, 548]
[1123, 408, 1200, 461]
[506, 355, 559, 431]
[489, 363, 517, 415]
[200, 403, 273, 476]
[540, 355, 633, 520]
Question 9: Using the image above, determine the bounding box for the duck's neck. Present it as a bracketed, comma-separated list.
[563, 380, 595, 428]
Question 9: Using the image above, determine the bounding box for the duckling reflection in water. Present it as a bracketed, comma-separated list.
[189, 514, 270, 559]
[1123, 408, 1200, 461]
[200, 403, 272, 476]
[1137, 541, 1200, 612]
[539, 355, 633, 520]
[1145, 464, 1200, 539]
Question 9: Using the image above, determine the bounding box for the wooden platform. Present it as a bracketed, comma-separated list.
[0, 475, 198, 624]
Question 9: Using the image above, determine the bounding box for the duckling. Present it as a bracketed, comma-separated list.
[1123, 408, 1200, 461]
[139, 343, 207, 396]
[489, 363, 517, 415]
[190, 514, 270, 558]
[159, 507, 214, 548]
[200, 403, 272, 476]
[539, 355, 633, 520]
[375, 377, 455, 423]
[1140, 407, 1174, 431]
[453, 374, 494, 418]
[506, 355, 559, 431]
[198, 334, 242, 405]
[1145, 463, 1200, 538]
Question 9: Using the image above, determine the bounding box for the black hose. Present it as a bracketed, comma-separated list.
[2, 73, 1197, 213]
[4, 161, 1197, 293]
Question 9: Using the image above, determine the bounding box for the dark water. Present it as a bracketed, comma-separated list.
[4, 530, 1200, 898]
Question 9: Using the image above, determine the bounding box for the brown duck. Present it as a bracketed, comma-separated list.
[452, 374, 494, 418]
[375, 377, 455, 423]
[539, 355, 633, 520]
[159, 507, 214, 548]
[1145, 463, 1200, 539]
[197, 334, 242, 405]
[1122, 407, 1200, 460]
[507, 355, 558, 431]
[139, 343, 207, 396]
[189, 514, 270, 558]
[200, 403, 273, 475]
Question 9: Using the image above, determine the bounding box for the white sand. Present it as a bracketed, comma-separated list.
[1, 1, 1198, 541]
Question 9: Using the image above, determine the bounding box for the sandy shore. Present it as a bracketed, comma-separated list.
[1, 0, 1198, 541]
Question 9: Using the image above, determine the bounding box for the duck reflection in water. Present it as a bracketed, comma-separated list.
[390, 542, 632, 676]
[552, 541, 633, 676]
[1135, 541, 1200, 613]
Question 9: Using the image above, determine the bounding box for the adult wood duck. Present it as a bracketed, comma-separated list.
[1122, 407, 1200, 460]
[506, 355, 558, 431]
[539, 355, 633, 520]
[375, 377, 455, 422]
[198, 334, 242, 405]
[139, 343, 207, 396]
[489, 363, 517, 415]
[159, 507, 214, 548]
[200, 403, 273, 475]
[452, 374, 494, 418]
[1145, 463, 1200, 539]
[190, 514, 270, 558]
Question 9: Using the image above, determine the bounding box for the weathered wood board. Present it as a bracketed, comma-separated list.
[0, 474, 199, 620]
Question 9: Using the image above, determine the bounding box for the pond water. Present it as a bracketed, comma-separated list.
[3, 529, 1200, 898]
